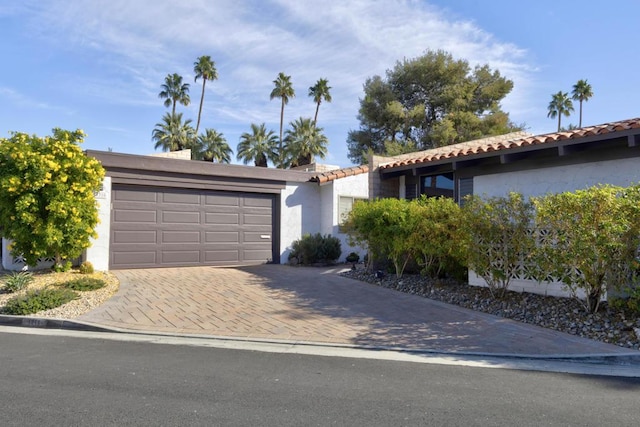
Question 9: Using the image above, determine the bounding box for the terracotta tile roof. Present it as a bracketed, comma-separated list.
[311, 164, 370, 184]
[379, 118, 640, 169]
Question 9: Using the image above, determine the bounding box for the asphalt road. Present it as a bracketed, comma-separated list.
[1, 330, 639, 426]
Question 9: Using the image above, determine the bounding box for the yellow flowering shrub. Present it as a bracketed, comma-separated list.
[0, 128, 105, 267]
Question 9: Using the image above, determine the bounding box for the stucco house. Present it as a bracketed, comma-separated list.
[3, 117, 640, 290]
[370, 117, 640, 297]
[1, 150, 369, 271]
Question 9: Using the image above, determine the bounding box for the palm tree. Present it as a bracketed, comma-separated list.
[547, 91, 574, 132]
[269, 72, 295, 168]
[193, 128, 232, 163]
[283, 117, 328, 167]
[237, 123, 279, 167]
[193, 56, 218, 134]
[308, 78, 332, 126]
[158, 73, 190, 115]
[571, 79, 593, 128]
[152, 112, 196, 152]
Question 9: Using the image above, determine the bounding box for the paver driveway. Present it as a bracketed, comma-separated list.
[78, 264, 634, 356]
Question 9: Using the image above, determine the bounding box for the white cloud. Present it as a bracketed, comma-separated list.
[10, 0, 537, 164]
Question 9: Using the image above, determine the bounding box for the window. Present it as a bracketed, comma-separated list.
[339, 196, 366, 228]
[420, 172, 454, 198]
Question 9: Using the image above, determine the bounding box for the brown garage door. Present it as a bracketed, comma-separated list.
[110, 185, 275, 269]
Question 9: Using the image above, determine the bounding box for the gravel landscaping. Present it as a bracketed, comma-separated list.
[0, 270, 119, 319]
[342, 268, 640, 350]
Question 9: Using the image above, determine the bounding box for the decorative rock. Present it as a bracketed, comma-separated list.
[341, 269, 640, 350]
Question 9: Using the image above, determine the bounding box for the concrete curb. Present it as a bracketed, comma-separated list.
[2, 314, 639, 367]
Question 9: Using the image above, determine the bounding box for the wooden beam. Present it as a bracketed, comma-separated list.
[558, 145, 568, 156]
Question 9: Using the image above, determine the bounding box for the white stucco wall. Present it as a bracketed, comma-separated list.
[469, 157, 640, 297]
[280, 182, 321, 262]
[474, 157, 640, 198]
[280, 174, 369, 264]
[320, 173, 369, 262]
[85, 176, 111, 271]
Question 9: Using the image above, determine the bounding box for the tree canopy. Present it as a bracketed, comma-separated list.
[0, 129, 105, 267]
[347, 50, 521, 164]
[237, 123, 279, 167]
[158, 73, 190, 115]
[283, 117, 328, 167]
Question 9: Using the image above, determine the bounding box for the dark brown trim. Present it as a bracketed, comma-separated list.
[87, 150, 313, 183]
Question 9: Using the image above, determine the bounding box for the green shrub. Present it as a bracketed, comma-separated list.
[346, 252, 360, 263]
[52, 260, 73, 273]
[2, 288, 78, 315]
[2, 271, 34, 293]
[289, 233, 342, 265]
[462, 193, 535, 298]
[61, 277, 105, 292]
[79, 261, 94, 275]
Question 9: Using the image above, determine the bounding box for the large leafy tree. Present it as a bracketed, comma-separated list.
[283, 117, 328, 167]
[158, 73, 190, 115]
[0, 129, 105, 268]
[193, 56, 218, 134]
[571, 79, 593, 128]
[308, 78, 332, 126]
[347, 50, 520, 163]
[193, 128, 232, 163]
[152, 112, 196, 152]
[237, 123, 279, 167]
[270, 72, 295, 167]
[547, 91, 574, 132]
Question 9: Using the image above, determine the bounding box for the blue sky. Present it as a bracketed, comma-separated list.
[1, 1, 638, 167]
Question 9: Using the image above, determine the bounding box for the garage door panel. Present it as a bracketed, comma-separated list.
[113, 230, 157, 244]
[205, 231, 239, 243]
[162, 211, 200, 224]
[205, 194, 240, 206]
[244, 195, 271, 205]
[113, 251, 157, 266]
[244, 213, 272, 225]
[162, 192, 201, 204]
[162, 251, 201, 264]
[204, 250, 240, 262]
[113, 209, 157, 223]
[114, 189, 157, 203]
[243, 231, 271, 242]
[243, 249, 273, 261]
[111, 185, 275, 269]
[205, 212, 239, 224]
[161, 231, 201, 244]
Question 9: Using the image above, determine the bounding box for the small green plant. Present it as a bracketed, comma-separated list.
[346, 252, 360, 263]
[79, 261, 94, 274]
[2, 288, 78, 315]
[52, 260, 73, 273]
[289, 233, 342, 265]
[61, 277, 105, 292]
[2, 271, 34, 293]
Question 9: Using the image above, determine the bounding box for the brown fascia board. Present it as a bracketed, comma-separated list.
[86, 150, 314, 183]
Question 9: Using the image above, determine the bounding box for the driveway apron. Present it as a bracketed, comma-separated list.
[78, 265, 634, 356]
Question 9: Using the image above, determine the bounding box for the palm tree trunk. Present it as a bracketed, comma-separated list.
[557, 115, 561, 132]
[279, 99, 285, 168]
[313, 102, 320, 127]
[196, 78, 207, 135]
[579, 101, 583, 128]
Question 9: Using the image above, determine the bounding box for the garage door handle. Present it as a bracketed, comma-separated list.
[260, 235, 271, 239]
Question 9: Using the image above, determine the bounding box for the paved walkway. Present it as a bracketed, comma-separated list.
[76, 265, 637, 358]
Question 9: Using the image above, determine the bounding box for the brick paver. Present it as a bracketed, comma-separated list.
[78, 265, 634, 356]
